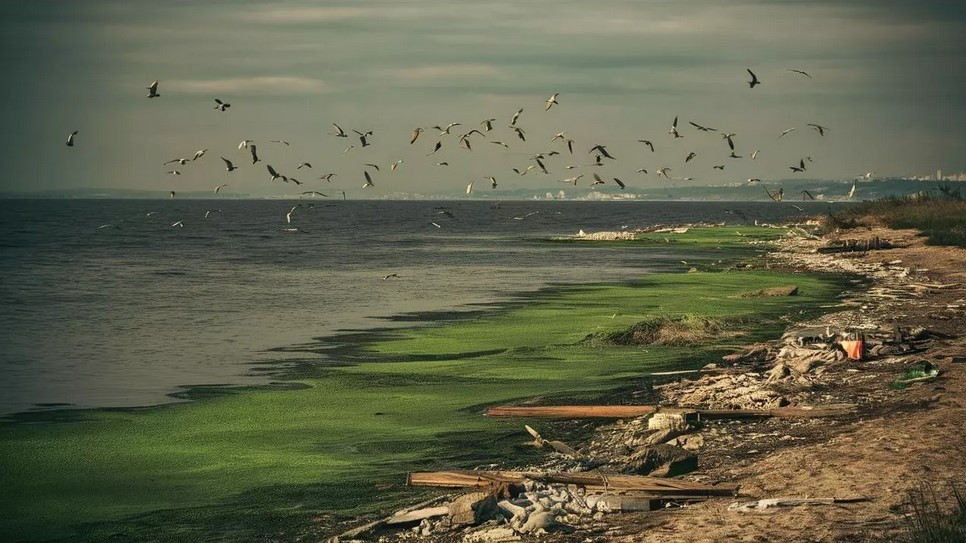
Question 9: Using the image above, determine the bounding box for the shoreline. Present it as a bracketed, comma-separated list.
[329, 224, 966, 542]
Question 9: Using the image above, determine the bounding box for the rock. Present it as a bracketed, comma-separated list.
[463, 526, 523, 543]
[740, 285, 799, 297]
[643, 427, 684, 446]
[449, 491, 501, 527]
[519, 511, 562, 534]
[678, 434, 704, 451]
[648, 411, 697, 431]
[635, 444, 698, 477]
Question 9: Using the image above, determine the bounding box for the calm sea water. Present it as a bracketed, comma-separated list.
[0, 199, 833, 415]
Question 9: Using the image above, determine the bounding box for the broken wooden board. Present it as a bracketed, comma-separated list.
[486, 404, 854, 420]
[407, 470, 737, 496]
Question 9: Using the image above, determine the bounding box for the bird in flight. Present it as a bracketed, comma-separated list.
[167, 170, 182, 176]
[410, 127, 422, 144]
[354, 130, 373, 147]
[789, 158, 806, 173]
[171, 220, 184, 228]
[466, 181, 474, 194]
[510, 108, 524, 126]
[801, 189, 815, 200]
[689, 121, 716, 132]
[685, 152, 697, 163]
[169, 191, 176, 198]
[165, 158, 188, 165]
[301, 191, 328, 198]
[751, 149, 760, 160]
[480, 118, 496, 132]
[66, 130, 78, 147]
[807, 123, 829, 136]
[267, 165, 283, 181]
[588, 144, 614, 159]
[221, 157, 237, 171]
[713, 165, 725, 170]
[746, 69, 760, 88]
[214, 183, 228, 194]
[490, 140, 509, 149]
[382, 273, 398, 280]
[147, 80, 160, 98]
[213, 98, 230, 111]
[192, 149, 208, 161]
[848, 182, 857, 199]
[285, 206, 298, 224]
[427, 141, 442, 156]
[364, 163, 380, 171]
[721, 133, 736, 150]
[238, 140, 253, 149]
[249, 144, 260, 164]
[331, 123, 348, 137]
[204, 210, 221, 218]
[511, 127, 526, 141]
[545, 93, 559, 111]
[297, 162, 312, 170]
[435, 162, 449, 166]
[318, 173, 337, 181]
[270, 140, 290, 146]
[391, 160, 404, 171]
[778, 127, 796, 139]
[486, 176, 497, 189]
[765, 187, 784, 202]
[669, 116, 682, 138]
[636, 168, 648, 174]
[363, 171, 374, 188]
[786, 68, 811, 78]
[638, 139, 654, 152]
[656, 167, 672, 178]
[613, 178, 626, 190]
[563, 175, 584, 185]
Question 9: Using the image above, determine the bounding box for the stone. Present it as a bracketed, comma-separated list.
[519, 511, 561, 534]
[463, 526, 523, 543]
[449, 491, 501, 527]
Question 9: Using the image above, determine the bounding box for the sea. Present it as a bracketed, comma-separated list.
[0, 199, 836, 416]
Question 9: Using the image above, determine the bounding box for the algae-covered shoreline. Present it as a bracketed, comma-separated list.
[0, 227, 850, 542]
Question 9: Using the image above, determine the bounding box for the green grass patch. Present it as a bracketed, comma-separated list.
[827, 188, 966, 247]
[0, 269, 847, 542]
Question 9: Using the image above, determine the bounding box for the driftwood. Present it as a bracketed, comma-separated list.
[407, 470, 738, 496]
[329, 494, 451, 541]
[486, 405, 854, 420]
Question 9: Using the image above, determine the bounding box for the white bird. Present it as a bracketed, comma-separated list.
[382, 273, 398, 280]
[167, 170, 182, 176]
[848, 182, 857, 199]
[656, 167, 672, 178]
[480, 118, 496, 132]
[490, 140, 509, 149]
[214, 183, 228, 194]
[145, 211, 158, 216]
[466, 181, 474, 194]
[238, 140, 253, 149]
[486, 176, 497, 189]
[510, 108, 523, 126]
[751, 149, 760, 160]
[669, 116, 682, 138]
[343, 145, 355, 154]
[213, 98, 230, 111]
[331, 123, 348, 137]
[431, 222, 442, 228]
[97, 224, 118, 230]
[435, 162, 449, 166]
[563, 175, 584, 185]
[863, 171, 875, 180]
[165, 158, 188, 165]
[66, 130, 78, 147]
[363, 171, 374, 188]
[220, 157, 237, 171]
[171, 220, 184, 228]
[778, 127, 796, 139]
[301, 191, 328, 198]
[545, 93, 559, 111]
[318, 173, 337, 181]
[285, 206, 297, 224]
[391, 160, 403, 171]
[297, 162, 312, 170]
[204, 209, 221, 218]
[270, 140, 290, 146]
[169, 191, 176, 198]
[146, 80, 160, 98]
[192, 149, 208, 161]
[786, 68, 811, 78]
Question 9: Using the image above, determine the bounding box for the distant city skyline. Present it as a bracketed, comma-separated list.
[1, 1, 964, 198]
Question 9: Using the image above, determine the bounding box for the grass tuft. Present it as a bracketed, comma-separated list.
[824, 188, 966, 247]
[585, 315, 743, 347]
[898, 483, 966, 543]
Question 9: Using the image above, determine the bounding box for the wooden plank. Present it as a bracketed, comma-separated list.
[486, 404, 853, 420]
[407, 470, 737, 496]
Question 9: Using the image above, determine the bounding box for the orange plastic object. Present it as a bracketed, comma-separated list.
[841, 340, 863, 360]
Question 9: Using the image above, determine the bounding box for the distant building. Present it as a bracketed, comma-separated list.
[937, 169, 943, 181]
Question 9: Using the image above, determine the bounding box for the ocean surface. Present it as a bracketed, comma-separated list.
[0, 199, 835, 416]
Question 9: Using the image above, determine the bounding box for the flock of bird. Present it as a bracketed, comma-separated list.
[72, 69, 863, 231]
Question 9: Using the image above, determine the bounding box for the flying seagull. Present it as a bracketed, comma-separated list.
[192, 149, 208, 161]
[746, 69, 760, 88]
[363, 171, 374, 188]
[238, 140, 253, 149]
[165, 158, 188, 165]
[511, 127, 526, 141]
[297, 162, 312, 170]
[343, 145, 355, 153]
[807, 123, 829, 136]
[713, 165, 725, 170]
[466, 181, 474, 194]
[220, 157, 237, 171]
[391, 160, 403, 171]
[765, 187, 784, 202]
[721, 133, 736, 150]
[171, 220, 184, 228]
[427, 141, 442, 156]
[689, 121, 716, 132]
[214, 183, 228, 194]
[510, 108, 523, 126]
[270, 140, 290, 146]
[169, 191, 176, 198]
[751, 149, 760, 160]
[786, 68, 811, 78]
[435, 162, 449, 166]
[591, 173, 605, 187]
[564, 175, 584, 185]
[480, 118, 496, 132]
[656, 167, 672, 178]
[285, 206, 297, 224]
[167, 170, 182, 176]
[685, 152, 697, 163]
[545, 93, 559, 111]
[778, 127, 796, 139]
[249, 144, 260, 164]
[204, 210, 221, 218]
[382, 273, 398, 280]
[331, 123, 348, 137]
[486, 176, 497, 189]
[638, 139, 654, 152]
[213, 98, 230, 111]
[636, 168, 648, 174]
[410, 127, 422, 144]
[802, 189, 815, 200]
[267, 165, 283, 181]
[790, 158, 806, 173]
[146, 80, 160, 98]
[354, 130, 373, 147]
[669, 116, 682, 138]
[318, 173, 337, 181]
[613, 178, 626, 189]
[364, 163, 380, 171]
[588, 144, 614, 159]
[301, 191, 328, 198]
[848, 182, 857, 199]
[490, 140, 509, 149]
[66, 130, 78, 147]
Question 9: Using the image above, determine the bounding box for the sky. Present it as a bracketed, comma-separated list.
[1, 0, 964, 197]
